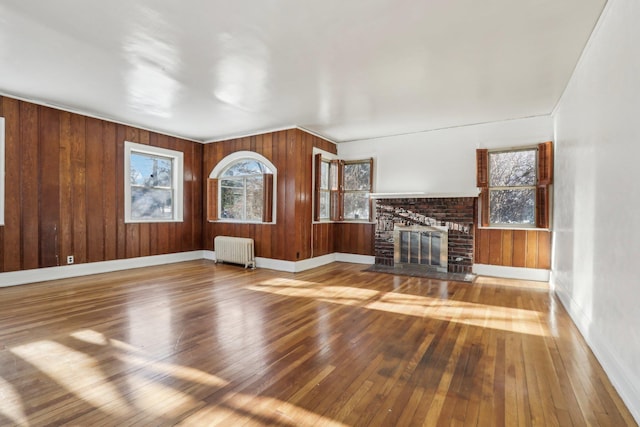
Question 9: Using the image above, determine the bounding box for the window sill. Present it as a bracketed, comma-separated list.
[210, 219, 275, 225]
[477, 225, 551, 231]
[312, 220, 376, 225]
[125, 219, 184, 224]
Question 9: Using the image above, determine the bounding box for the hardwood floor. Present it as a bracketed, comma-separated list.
[0, 260, 635, 426]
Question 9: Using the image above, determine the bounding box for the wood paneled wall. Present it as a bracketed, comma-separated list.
[475, 228, 551, 270]
[334, 223, 375, 255]
[204, 129, 374, 261]
[312, 222, 375, 257]
[0, 96, 203, 273]
[312, 222, 335, 257]
[204, 129, 334, 261]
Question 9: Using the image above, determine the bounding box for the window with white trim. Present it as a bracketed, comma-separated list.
[125, 141, 184, 222]
[318, 159, 331, 220]
[314, 154, 373, 222]
[343, 160, 372, 220]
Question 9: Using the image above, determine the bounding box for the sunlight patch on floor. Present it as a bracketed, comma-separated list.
[10, 340, 132, 417]
[119, 353, 229, 387]
[109, 337, 150, 355]
[0, 376, 29, 426]
[474, 276, 549, 290]
[70, 329, 109, 346]
[7, 329, 237, 422]
[194, 392, 349, 426]
[251, 278, 379, 306]
[368, 293, 544, 336]
[252, 279, 547, 336]
[125, 376, 200, 418]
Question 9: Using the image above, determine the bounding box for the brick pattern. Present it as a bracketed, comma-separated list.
[375, 197, 476, 273]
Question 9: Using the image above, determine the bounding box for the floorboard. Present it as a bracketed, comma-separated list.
[0, 260, 636, 426]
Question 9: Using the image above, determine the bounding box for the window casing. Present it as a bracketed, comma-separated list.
[314, 154, 373, 222]
[124, 141, 184, 223]
[477, 142, 553, 228]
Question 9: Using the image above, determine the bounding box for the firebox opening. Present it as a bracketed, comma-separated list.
[394, 225, 448, 272]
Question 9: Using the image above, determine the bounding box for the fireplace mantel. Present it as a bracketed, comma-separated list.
[370, 192, 479, 199]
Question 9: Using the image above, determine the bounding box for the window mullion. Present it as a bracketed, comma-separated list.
[243, 177, 247, 220]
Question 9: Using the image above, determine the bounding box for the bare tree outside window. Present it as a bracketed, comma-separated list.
[343, 161, 371, 220]
[488, 149, 536, 225]
[313, 156, 373, 222]
[130, 153, 174, 220]
[125, 141, 183, 223]
[220, 160, 268, 221]
[318, 160, 330, 219]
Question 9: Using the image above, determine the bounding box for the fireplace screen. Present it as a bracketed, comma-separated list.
[394, 225, 448, 272]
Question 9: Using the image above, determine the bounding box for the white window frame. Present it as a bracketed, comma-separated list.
[210, 151, 277, 224]
[318, 159, 331, 221]
[219, 173, 263, 221]
[0, 117, 4, 226]
[488, 146, 537, 228]
[342, 158, 373, 222]
[312, 148, 375, 224]
[312, 147, 338, 223]
[124, 141, 184, 223]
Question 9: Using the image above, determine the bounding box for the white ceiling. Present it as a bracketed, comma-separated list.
[0, 0, 606, 143]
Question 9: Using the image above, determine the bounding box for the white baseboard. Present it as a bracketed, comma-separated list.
[3, 254, 548, 287]
[335, 253, 376, 264]
[204, 251, 374, 273]
[0, 251, 207, 287]
[554, 287, 640, 424]
[257, 253, 374, 272]
[472, 264, 550, 282]
[255, 256, 297, 272]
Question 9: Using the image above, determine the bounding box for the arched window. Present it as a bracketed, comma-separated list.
[208, 152, 276, 223]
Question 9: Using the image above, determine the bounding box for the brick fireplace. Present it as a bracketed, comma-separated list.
[374, 197, 476, 273]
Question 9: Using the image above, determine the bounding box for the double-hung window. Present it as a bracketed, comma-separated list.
[343, 160, 373, 220]
[488, 148, 537, 225]
[476, 142, 553, 228]
[314, 154, 373, 222]
[125, 141, 184, 222]
[317, 159, 331, 220]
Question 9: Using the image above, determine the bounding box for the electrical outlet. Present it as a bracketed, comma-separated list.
[67, 255, 74, 265]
